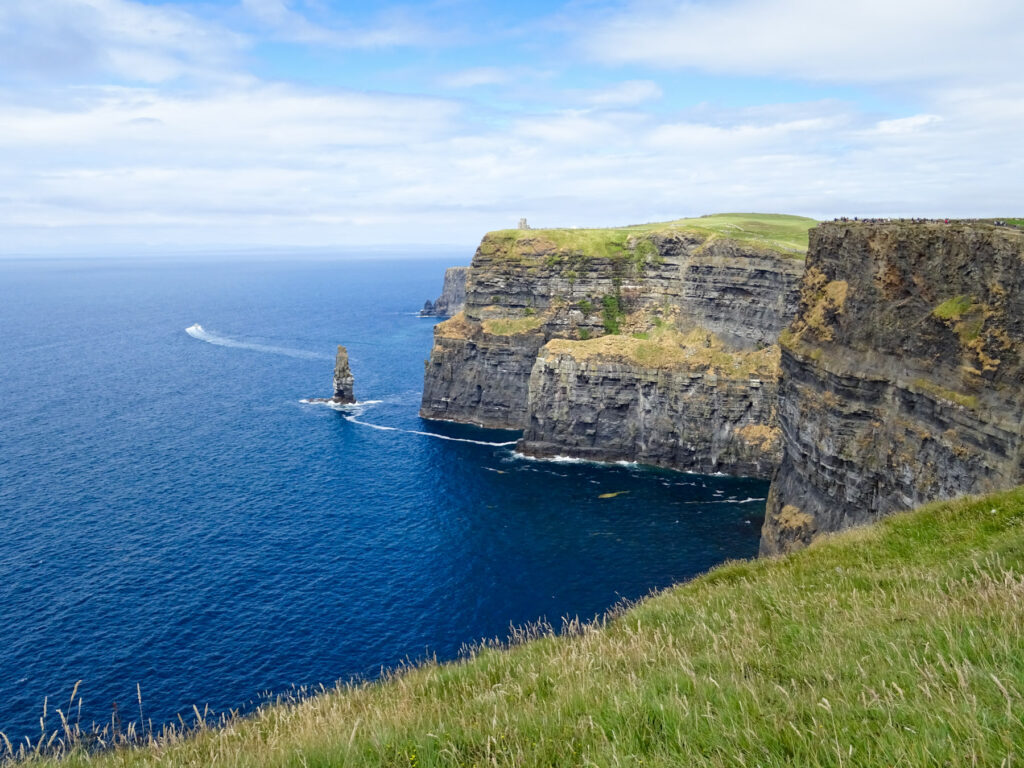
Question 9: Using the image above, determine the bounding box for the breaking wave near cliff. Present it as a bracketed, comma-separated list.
[301, 398, 518, 447]
[186, 324, 331, 360]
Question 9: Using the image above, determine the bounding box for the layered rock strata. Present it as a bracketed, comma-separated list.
[332, 345, 356, 404]
[760, 221, 1024, 555]
[421, 222, 808, 475]
[420, 266, 468, 318]
[518, 331, 782, 477]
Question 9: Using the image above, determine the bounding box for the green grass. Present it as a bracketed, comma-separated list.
[12, 488, 1024, 767]
[486, 213, 817, 262]
[912, 378, 979, 410]
[932, 295, 974, 320]
[480, 316, 544, 336]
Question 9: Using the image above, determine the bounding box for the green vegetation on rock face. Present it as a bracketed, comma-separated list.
[545, 326, 781, 377]
[484, 213, 816, 263]
[481, 316, 544, 336]
[22, 487, 1024, 767]
[932, 295, 974, 320]
[600, 294, 623, 334]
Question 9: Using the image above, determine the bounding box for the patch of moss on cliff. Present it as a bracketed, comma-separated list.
[912, 378, 980, 410]
[481, 316, 545, 336]
[433, 311, 474, 340]
[933, 295, 974, 320]
[931, 295, 986, 349]
[790, 266, 849, 343]
[543, 327, 780, 378]
[776, 504, 815, 532]
[736, 424, 781, 453]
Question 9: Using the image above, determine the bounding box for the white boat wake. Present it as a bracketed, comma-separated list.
[186, 324, 331, 360]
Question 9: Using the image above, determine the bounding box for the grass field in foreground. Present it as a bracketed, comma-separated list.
[487, 213, 817, 258]
[12, 487, 1024, 767]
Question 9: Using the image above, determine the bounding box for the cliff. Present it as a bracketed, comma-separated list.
[332, 345, 355, 404]
[420, 266, 468, 318]
[761, 220, 1024, 554]
[421, 214, 812, 472]
[518, 329, 783, 477]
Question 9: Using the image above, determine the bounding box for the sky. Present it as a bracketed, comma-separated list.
[1, 0, 1023, 254]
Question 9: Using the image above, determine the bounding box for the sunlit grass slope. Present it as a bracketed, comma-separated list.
[23, 488, 1024, 767]
[488, 213, 817, 258]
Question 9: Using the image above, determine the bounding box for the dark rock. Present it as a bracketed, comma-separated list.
[332, 345, 356, 404]
[518, 345, 782, 477]
[420, 267, 468, 317]
[420, 228, 804, 479]
[760, 220, 1024, 555]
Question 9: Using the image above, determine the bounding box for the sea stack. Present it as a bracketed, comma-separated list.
[332, 345, 356, 404]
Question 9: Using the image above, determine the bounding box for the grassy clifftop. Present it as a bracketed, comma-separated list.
[23, 488, 1024, 767]
[481, 213, 817, 262]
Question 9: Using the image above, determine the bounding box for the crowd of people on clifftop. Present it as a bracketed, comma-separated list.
[830, 216, 1017, 227]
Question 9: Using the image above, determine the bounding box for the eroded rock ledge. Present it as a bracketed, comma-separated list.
[760, 220, 1024, 554]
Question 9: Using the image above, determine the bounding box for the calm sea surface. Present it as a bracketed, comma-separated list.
[0, 255, 766, 741]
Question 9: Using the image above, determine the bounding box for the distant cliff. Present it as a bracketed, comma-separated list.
[421, 214, 812, 474]
[420, 266, 468, 318]
[761, 220, 1024, 554]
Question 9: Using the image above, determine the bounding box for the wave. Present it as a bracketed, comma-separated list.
[186, 324, 331, 360]
[344, 416, 518, 446]
[299, 398, 517, 447]
[299, 399, 382, 410]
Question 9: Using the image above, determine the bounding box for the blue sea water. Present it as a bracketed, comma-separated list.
[0, 255, 766, 743]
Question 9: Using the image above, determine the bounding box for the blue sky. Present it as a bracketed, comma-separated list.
[1, 0, 1022, 253]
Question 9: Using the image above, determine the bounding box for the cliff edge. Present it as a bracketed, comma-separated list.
[761, 219, 1024, 554]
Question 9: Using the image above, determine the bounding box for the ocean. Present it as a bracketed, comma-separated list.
[0, 255, 766, 743]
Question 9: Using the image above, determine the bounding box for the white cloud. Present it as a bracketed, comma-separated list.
[870, 114, 942, 135]
[439, 67, 512, 89]
[2, 1, 1023, 253]
[0, 0, 245, 82]
[3, 80, 1023, 253]
[240, 0, 437, 48]
[581, 0, 1024, 84]
[581, 80, 662, 106]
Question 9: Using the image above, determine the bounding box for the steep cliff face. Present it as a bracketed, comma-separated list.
[421, 266, 468, 318]
[421, 216, 810, 465]
[518, 330, 782, 477]
[332, 345, 355, 404]
[419, 312, 546, 428]
[761, 221, 1024, 554]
